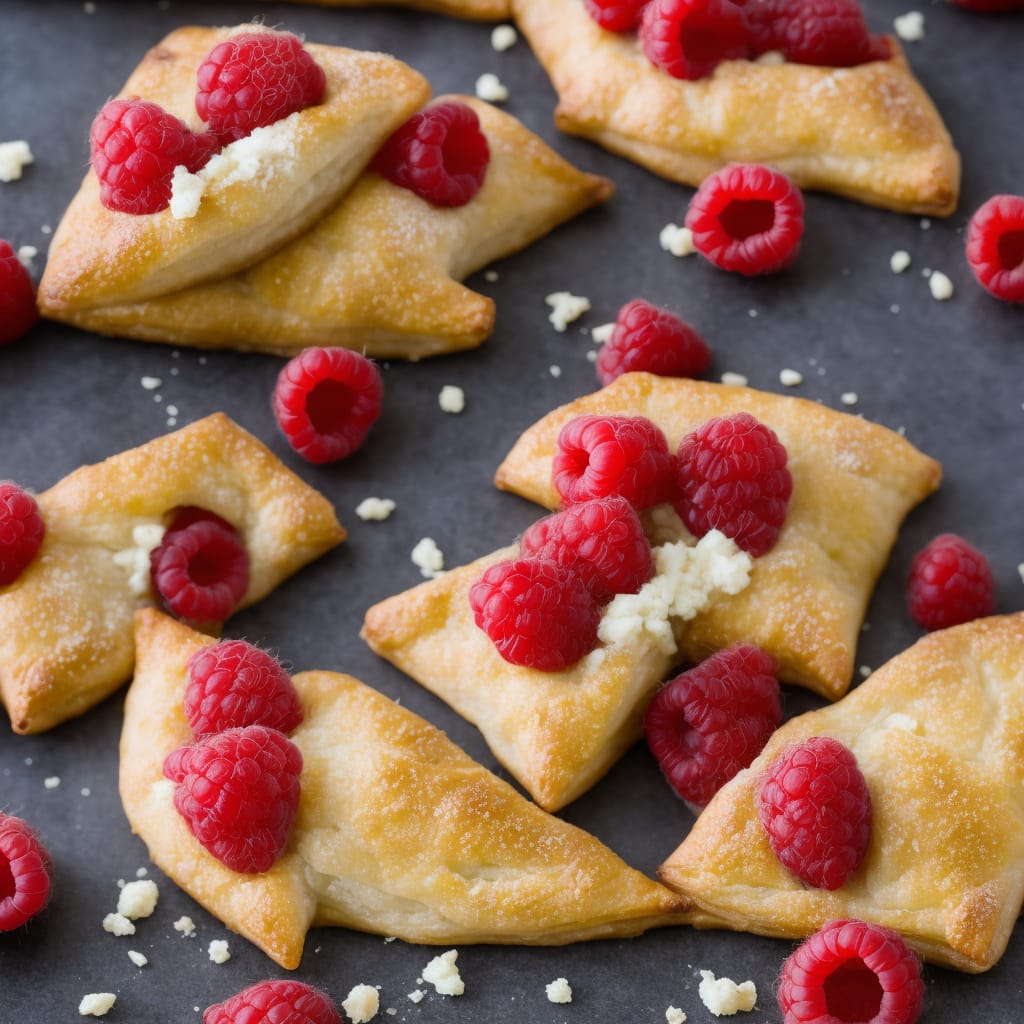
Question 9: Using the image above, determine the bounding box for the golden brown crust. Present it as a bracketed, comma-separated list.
[37, 25, 430, 313]
[513, 0, 960, 215]
[275, 0, 511, 16]
[0, 414, 344, 734]
[56, 97, 614, 359]
[659, 613, 1024, 973]
[121, 611, 690, 968]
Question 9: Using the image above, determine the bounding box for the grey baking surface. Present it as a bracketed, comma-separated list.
[1, 1, 1023, 1020]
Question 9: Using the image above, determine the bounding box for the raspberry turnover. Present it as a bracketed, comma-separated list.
[639, 0, 751, 80]
[0, 813, 52, 931]
[778, 919, 925, 1024]
[0, 483, 45, 587]
[965, 194, 1024, 303]
[0, 240, 38, 345]
[686, 164, 806, 275]
[906, 533, 996, 631]
[205, 980, 343, 1024]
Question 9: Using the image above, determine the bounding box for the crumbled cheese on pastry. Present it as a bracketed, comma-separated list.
[78, 993, 117, 1017]
[422, 949, 465, 996]
[841, 392, 858, 406]
[128, 950, 148, 967]
[890, 250, 911, 273]
[720, 372, 748, 387]
[118, 879, 158, 919]
[698, 971, 757, 1016]
[755, 50, 785, 64]
[659, 223, 696, 257]
[113, 524, 166, 596]
[343, 984, 380, 1023]
[0, 141, 33, 182]
[779, 368, 803, 387]
[928, 270, 954, 301]
[439, 384, 466, 414]
[545, 291, 591, 332]
[169, 166, 205, 219]
[894, 11, 925, 41]
[475, 73, 509, 103]
[44, 776, 60, 789]
[208, 939, 231, 964]
[173, 916, 196, 937]
[546, 978, 573, 1004]
[407, 990, 425, 1004]
[412, 538, 445, 578]
[356, 498, 396, 522]
[491, 24, 518, 51]
[103, 912, 135, 937]
[666, 1009, 687, 1024]
[17, 244, 37, 271]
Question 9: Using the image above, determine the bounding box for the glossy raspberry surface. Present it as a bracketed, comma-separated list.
[584, 0, 652, 31]
[0, 483, 45, 588]
[639, 0, 751, 80]
[744, 0, 878, 66]
[0, 240, 38, 346]
[906, 533, 996, 631]
[205, 980, 343, 1024]
[0, 813, 52, 931]
[759, 736, 871, 890]
[164, 725, 303, 874]
[966, 194, 1024, 303]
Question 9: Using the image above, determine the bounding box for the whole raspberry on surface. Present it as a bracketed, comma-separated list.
[0, 813, 52, 931]
[597, 299, 712, 386]
[273, 347, 383, 464]
[644, 645, 781, 808]
[195, 31, 326, 144]
[553, 414, 676, 510]
[90, 98, 215, 215]
[469, 557, 600, 671]
[759, 736, 871, 890]
[0, 240, 38, 346]
[906, 533, 996, 631]
[164, 725, 303, 874]
[185, 639, 302, 737]
[205, 980, 343, 1024]
[686, 163, 805, 275]
[639, 0, 751, 80]
[744, 0, 878, 67]
[584, 0, 652, 31]
[0, 483, 45, 588]
[370, 100, 490, 207]
[520, 496, 654, 604]
[778, 919, 924, 1024]
[965, 194, 1024, 303]
[673, 412, 792, 557]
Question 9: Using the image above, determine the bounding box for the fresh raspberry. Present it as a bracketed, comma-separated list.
[759, 736, 871, 890]
[370, 101, 490, 208]
[520, 496, 654, 604]
[906, 533, 996, 631]
[597, 299, 712, 386]
[185, 640, 302, 737]
[744, 0, 877, 67]
[0, 240, 38, 346]
[205, 980, 343, 1024]
[195, 31, 326, 144]
[778, 919, 924, 1024]
[150, 518, 249, 624]
[686, 163, 805, 275]
[639, 0, 751, 80]
[90, 98, 215, 215]
[553, 414, 676, 510]
[273, 347, 383, 464]
[584, 0, 652, 31]
[0, 483, 45, 587]
[164, 725, 302, 874]
[469, 558, 600, 671]
[966, 194, 1024, 303]
[0, 813, 52, 931]
[644, 645, 781, 808]
[673, 413, 792, 557]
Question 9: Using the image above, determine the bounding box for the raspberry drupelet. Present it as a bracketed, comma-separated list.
[584, 0, 652, 31]
[906, 533, 996, 631]
[205, 980, 344, 1024]
[966, 194, 1024, 303]
[744, 0, 880, 66]
[0, 240, 38, 346]
[0, 483, 45, 587]
[0, 813, 52, 931]
[639, 0, 751, 80]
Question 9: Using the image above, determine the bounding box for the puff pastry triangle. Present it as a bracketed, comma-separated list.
[37, 25, 429, 314]
[513, 0, 960, 215]
[57, 97, 614, 359]
[660, 612, 1024, 973]
[0, 414, 344, 734]
[121, 610, 690, 968]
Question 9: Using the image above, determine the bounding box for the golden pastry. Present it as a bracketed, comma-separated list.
[121, 610, 690, 968]
[513, 0, 960, 215]
[273, 0, 511, 17]
[0, 414, 343, 734]
[659, 612, 1024, 973]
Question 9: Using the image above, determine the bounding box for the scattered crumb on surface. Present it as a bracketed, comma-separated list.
[491, 24, 517, 51]
[208, 939, 230, 964]
[343, 984, 380, 1023]
[841, 392, 858, 406]
[720, 372, 748, 387]
[78, 993, 116, 1017]
[894, 11, 924, 40]
[546, 978, 573, 1004]
[545, 291, 590, 332]
[698, 970, 757, 1016]
[356, 497, 396, 522]
[438, 384, 465, 414]
[411, 538, 445, 579]
[928, 271, 954, 301]
[475, 72, 508, 103]
[422, 950, 465, 996]
[779, 368, 803, 387]
[659, 223, 696, 257]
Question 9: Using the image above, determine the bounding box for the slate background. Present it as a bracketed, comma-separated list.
[0, 1, 1022, 1020]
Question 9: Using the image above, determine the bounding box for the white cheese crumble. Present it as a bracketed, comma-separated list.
[841, 392, 858, 406]
[439, 384, 466, 414]
[779, 368, 803, 387]
[755, 49, 785, 64]
[659, 223, 696, 257]
[0, 141, 33, 182]
[667, 1009, 687, 1024]
[1017, 562, 1024, 585]
[17, 244, 37, 271]
[103, 912, 135, 937]
[890, 250, 911, 273]
[545, 291, 591, 332]
[407, 991, 425, 1004]
[928, 270, 954, 300]
[591, 322, 615, 344]
[128, 950, 148, 968]
[356, 497, 396, 522]
[422, 950, 465, 996]
[79, 993, 117, 1017]
[894, 11, 925, 41]
[208, 939, 231, 964]
[113, 523, 166, 596]
[720, 372, 748, 387]
[412, 537, 445, 578]
[491, 24, 518, 51]
[484, 269, 499, 282]
[343, 984, 380, 1023]
[698, 971, 757, 1016]
[117, 879, 158, 919]
[549, 365, 562, 378]
[173, 915, 197, 937]
[140, 376, 162, 390]
[546, 978, 573, 1004]
[44, 776, 61, 789]
[475, 73, 509, 103]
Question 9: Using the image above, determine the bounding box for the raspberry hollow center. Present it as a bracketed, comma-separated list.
[682, 27, 731, 65]
[997, 229, 1024, 271]
[305, 378, 355, 437]
[719, 198, 777, 240]
[823, 958, 883, 1021]
[0, 859, 14, 903]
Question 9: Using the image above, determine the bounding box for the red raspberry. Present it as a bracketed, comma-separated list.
[778, 919, 924, 1024]
[195, 31, 327, 144]
[205, 980, 343, 1024]
[673, 412, 792, 557]
[759, 736, 871, 890]
[273, 347, 383, 464]
[0, 813, 52, 931]
[469, 558, 600, 671]
[370, 100, 490, 208]
[553, 414, 676, 510]
[597, 299, 712, 386]
[639, 0, 751, 80]
[0, 483, 45, 588]
[164, 725, 303, 874]
[150, 518, 249, 624]
[644, 645, 781, 808]
[90, 98, 216, 215]
[744, 0, 877, 67]
[584, 0, 652, 31]
[965, 194, 1024, 303]
[520, 496, 654, 605]
[185, 639, 302, 737]
[0, 240, 38, 346]
[686, 163, 805, 275]
[906, 533, 996, 631]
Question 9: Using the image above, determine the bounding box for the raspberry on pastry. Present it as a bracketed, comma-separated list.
[0, 813, 52, 931]
[584, 0, 652, 31]
[0, 483, 45, 587]
[0, 240, 38, 346]
[639, 0, 751, 80]
[205, 981, 343, 1024]
[744, 0, 880, 67]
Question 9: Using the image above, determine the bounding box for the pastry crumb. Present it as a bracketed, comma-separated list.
[118, 879, 159, 920]
[546, 978, 573, 1004]
[591, 322, 615, 344]
[208, 939, 230, 964]
[173, 915, 196, 938]
[859, 665, 872, 678]
[78, 993, 116, 1017]
[411, 538, 445, 579]
[1017, 563, 1024, 585]
[698, 970, 757, 1016]
[659, 223, 696, 257]
[475, 72, 509, 103]
[17, 244, 38, 271]
[44, 776, 60, 789]
[484, 269, 499, 282]
[356, 497, 396, 522]
[0, 140, 34, 182]
[779, 368, 803, 387]
[928, 271, 954, 301]
[407, 990, 425, 1004]
[140, 376, 162, 391]
[920, 218, 931, 230]
[894, 11, 925, 41]
[343, 984, 380, 1023]
[889, 250, 911, 273]
[128, 950, 148, 968]
[438, 384, 465, 414]
[549, 365, 562, 378]
[841, 392, 858, 406]
[666, 1008, 687, 1024]
[422, 949, 465, 996]
[545, 291, 591, 332]
[491, 24, 518, 51]
[720, 372, 748, 387]
[103, 912, 135, 937]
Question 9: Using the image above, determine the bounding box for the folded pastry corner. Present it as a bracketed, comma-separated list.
[659, 612, 1024, 973]
[122, 609, 690, 968]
